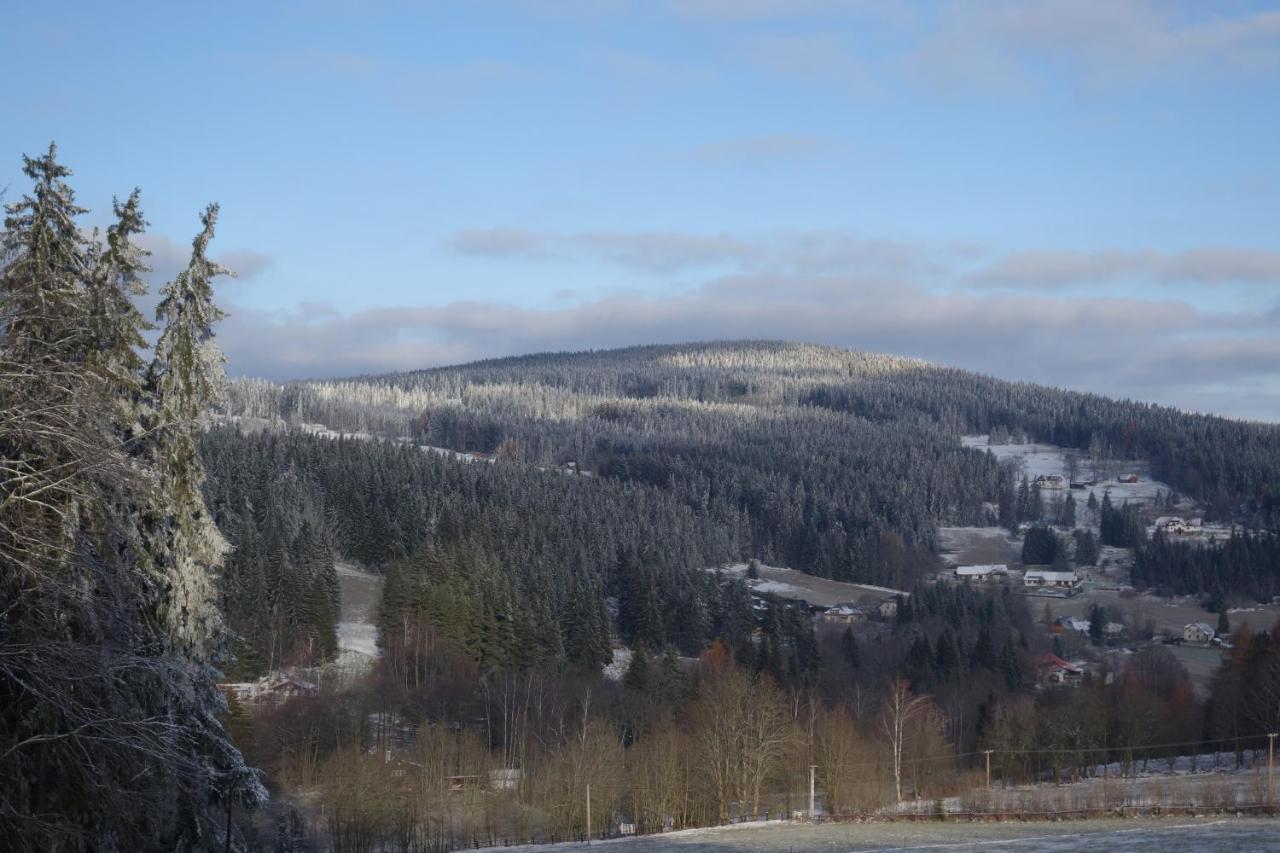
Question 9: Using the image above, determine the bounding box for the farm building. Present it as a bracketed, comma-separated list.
[954, 564, 1009, 584]
[1058, 617, 1091, 634]
[1034, 474, 1066, 490]
[1023, 570, 1081, 595]
[1119, 474, 1140, 484]
[1156, 517, 1201, 536]
[818, 604, 866, 626]
[1183, 622, 1215, 644]
[878, 599, 898, 619]
[1034, 653, 1084, 688]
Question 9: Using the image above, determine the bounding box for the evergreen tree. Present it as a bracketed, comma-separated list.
[148, 204, 232, 660]
[0, 143, 89, 361]
[86, 189, 152, 405]
[1060, 493, 1076, 528]
[0, 147, 263, 851]
[1088, 604, 1105, 645]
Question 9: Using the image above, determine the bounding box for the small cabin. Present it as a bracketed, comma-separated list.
[1034, 474, 1066, 490]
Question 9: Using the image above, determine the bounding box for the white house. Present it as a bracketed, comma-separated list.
[1060, 617, 1091, 633]
[820, 604, 866, 626]
[878, 599, 898, 619]
[1184, 622, 1215, 644]
[1157, 517, 1202, 536]
[1023, 570, 1081, 595]
[954, 564, 1009, 584]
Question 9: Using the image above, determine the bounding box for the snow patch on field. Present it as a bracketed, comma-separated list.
[717, 562, 908, 604]
[334, 561, 383, 659]
[602, 647, 633, 681]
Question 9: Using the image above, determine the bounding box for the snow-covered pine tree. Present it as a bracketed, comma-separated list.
[148, 203, 232, 660]
[86, 189, 152, 407]
[1, 147, 264, 852]
[0, 143, 89, 362]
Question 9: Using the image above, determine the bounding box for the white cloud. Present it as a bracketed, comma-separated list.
[970, 247, 1280, 288]
[212, 270, 1279, 421]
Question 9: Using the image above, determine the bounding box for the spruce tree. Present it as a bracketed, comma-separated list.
[0, 143, 89, 361]
[147, 204, 232, 660]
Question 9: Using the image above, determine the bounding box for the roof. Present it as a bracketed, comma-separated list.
[956, 564, 1008, 576]
[1060, 617, 1090, 631]
[1034, 653, 1082, 673]
[1185, 622, 1214, 634]
[1025, 570, 1078, 582]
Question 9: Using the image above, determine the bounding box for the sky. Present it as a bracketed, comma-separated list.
[4, 0, 1280, 421]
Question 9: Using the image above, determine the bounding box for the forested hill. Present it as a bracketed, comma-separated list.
[209, 339, 1280, 679]
[228, 340, 1280, 535]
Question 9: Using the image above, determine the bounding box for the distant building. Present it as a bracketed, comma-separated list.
[219, 675, 318, 708]
[1034, 474, 1066, 490]
[1034, 653, 1084, 688]
[954, 564, 1009, 584]
[1183, 622, 1215, 644]
[1119, 474, 1140, 484]
[1058, 617, 1091, 634]
[1024, 570, 1081, 595]
[878, 599, 898, 619]
[819, 604, 866, 626]
[1156, 517, 1201, 536]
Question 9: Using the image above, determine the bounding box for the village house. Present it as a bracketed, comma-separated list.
[1118, 474, 1140, 484]
[1023, 570, 1082, 596]
[878, 599, 898, 619]
[1183, 622, 1215, 644]
[954, 564, 1009, 584]
[1057, 616, 1091, 634]
[1034, 653, 1084, 688]
[819, 604, 866, 626]
[1034, 474, 1066, 490]
[1156, 517, 1202, 536]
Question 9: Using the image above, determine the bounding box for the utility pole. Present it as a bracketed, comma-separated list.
[809, 765, 817, 820]
[586, 782, 592, 844]
[1269, 733, 1277, 806]
[984, 750, 993, 789]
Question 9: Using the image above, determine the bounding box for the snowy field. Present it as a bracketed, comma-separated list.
[473, 817, 1280, 851]
[937, 527, 1021, 567]
[335, 562, 383, 660]
[960, 436, 1175, 510]
[716, 562, 907, 607]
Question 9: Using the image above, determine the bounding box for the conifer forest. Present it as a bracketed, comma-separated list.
[4, 150, 1280, 852]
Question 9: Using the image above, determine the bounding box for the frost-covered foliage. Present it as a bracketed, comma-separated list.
[0, 145, 263, 852]
[149, 204, 231, 661]
[201, 427, 740, 671]
[227, 340, 1280, 592]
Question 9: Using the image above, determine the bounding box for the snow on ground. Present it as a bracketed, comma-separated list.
[335, 561, 383, 660]
[961, 435, 1176, 509]
[602, 647, 633, 681]
[937, 527, 1020, 567]
[298, 421, 496, 464]
[471, 817, 1279, 852]
[717, 562, 908, 606]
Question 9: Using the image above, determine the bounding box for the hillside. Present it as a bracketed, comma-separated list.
[204, 341, 1280, 678]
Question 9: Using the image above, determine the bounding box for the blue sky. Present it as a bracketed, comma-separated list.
[5, 1, 1280, 420]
